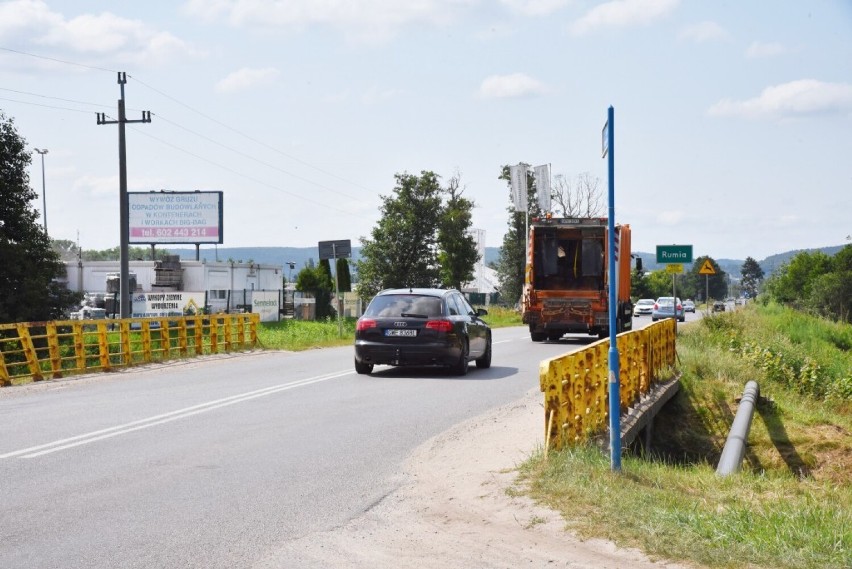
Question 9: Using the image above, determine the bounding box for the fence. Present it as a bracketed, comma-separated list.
[0, 313, 260, 387]
[539, 318, 677, 451]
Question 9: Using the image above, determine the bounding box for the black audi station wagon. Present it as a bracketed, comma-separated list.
[354, 288, 492, 376]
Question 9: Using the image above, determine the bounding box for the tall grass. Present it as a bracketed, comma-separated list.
[518, 303, 852, 569]
[257, 317, 357, 351]
[256, 305, 523, 351]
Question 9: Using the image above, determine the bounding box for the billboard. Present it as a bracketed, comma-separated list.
[534, 164, 551, 213]
[129, 191, 223, 244]
[509, 164, 528, 211]
[130, 291, 206, 318]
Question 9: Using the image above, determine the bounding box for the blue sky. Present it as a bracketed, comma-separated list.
[2, 0, 850, 261]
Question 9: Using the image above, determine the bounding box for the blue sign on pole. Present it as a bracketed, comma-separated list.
[605, 106, 621, 473]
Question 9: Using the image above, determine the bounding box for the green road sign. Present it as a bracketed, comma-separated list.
[656, 244, 693, 264]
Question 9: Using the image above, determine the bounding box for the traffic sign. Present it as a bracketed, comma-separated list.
[656, 244, 693, 264]
[665, 263, 683, 274]
[318, 239, 351, 260]
[698, 259, 716, 275]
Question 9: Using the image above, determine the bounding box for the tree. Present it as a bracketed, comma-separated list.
[494, 165, 537, 306]
[437, 175, 479, 290]
[551, 172, 604, 218]
[740, 257, 765, 299]
[765, 246, 851, 322]
[335, 258, 351, 293]
[630, 266, 655, 299]
[766, 251, 833, 306]
[295, 261, 335, 319]
[645, 269, 676, 300]
[682, 255, 728, 302]
[0, 111, 80, 322]
[357, 171, 444, 300]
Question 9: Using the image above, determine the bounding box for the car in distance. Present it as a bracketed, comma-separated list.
[713, 300, 726, 312]
[633, 298, 655, 317]
[682, 299, 696, 313]
[354, 288, 492, 376]
[652, 297, 685, 322]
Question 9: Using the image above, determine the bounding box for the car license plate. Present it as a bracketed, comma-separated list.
[385, 329, 416, 337]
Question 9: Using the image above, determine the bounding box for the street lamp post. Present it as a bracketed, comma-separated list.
[34, 148, 48, 233]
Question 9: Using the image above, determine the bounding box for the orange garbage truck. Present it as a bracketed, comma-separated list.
[521, 216, 636, 341]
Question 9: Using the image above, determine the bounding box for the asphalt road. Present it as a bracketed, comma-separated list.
[0, 325, 602, 569]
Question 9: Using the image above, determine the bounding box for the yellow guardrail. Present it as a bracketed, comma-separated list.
[0, 313, 260, 387]
[540, 318, 677, 451]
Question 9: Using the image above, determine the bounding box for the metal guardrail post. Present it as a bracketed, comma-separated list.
[716, 380, 760, 476]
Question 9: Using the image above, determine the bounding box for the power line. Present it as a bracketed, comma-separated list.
[129, 125, 357, 217]
[0, 95, 103, 115]
[2, 47, 380, 214]
[0, 87, 111, 109]
[129, 74, 376, 194]
[0, 46, 117, 73]
[153, 113, 361, 201]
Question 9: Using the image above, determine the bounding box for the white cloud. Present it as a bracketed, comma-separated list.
[0, 0, 61, 40]
[215, 67, 280, 93]
[182, 0, 474, 45]
[0, 0, 200, 65]
[745, 41, 787, 59]
[677, 21, 729, 43]
[499, 0, 570, 17]
[708, 79, 852, 119]
[569, 0, 679, 36]
[478, 73, 548, 99]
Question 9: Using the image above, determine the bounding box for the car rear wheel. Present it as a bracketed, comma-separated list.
[475, 336, 492, 369]
[354, 359, 373, 375]
[451, 340, 469, 376]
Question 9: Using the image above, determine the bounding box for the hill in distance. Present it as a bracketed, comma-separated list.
[168, 244, 846, 278]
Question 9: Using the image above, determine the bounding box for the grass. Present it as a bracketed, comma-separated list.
[516, 303, 851, 569]
[255, 304, 524, 351]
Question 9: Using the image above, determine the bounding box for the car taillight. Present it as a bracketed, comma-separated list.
[356, 318, 377, 331]
[677, 303, 682, 310]
[653, 303, 659, 310]
[425, 319, 453, 333]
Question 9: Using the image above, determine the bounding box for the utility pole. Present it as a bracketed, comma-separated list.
[34, 148, 48, 233]
[97, 72, 151, 319]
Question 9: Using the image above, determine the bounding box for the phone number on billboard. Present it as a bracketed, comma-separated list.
[146, 228, 213, 237]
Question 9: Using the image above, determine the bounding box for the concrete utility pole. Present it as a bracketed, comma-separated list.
[34, 148, 48, 233]
[97, 72, 151, 319]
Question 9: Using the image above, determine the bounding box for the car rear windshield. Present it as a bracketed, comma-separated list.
[364, 295, 443, 318]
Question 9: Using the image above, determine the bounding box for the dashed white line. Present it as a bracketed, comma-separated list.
[0, 370, 352, 459]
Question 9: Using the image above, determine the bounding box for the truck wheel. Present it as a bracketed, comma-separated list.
[530, 331, 547, 342]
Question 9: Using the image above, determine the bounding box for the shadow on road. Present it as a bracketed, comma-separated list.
[361, 365, 519, 381]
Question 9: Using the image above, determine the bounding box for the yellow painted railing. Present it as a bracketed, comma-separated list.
[539, 319, 677, 451]
[0, 314, 260, 387]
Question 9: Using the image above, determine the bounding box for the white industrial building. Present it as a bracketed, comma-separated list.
[62, 257, 285, 320]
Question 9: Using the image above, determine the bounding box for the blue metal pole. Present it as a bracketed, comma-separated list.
[606, 105, 622, 472]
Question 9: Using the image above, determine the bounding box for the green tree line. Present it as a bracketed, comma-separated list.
[763, 244, 852, 323]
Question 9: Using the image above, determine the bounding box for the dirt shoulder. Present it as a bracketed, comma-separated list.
[256, 387, 694, 569]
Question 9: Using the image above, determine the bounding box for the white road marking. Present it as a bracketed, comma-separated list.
[0, 370, 352, 459]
